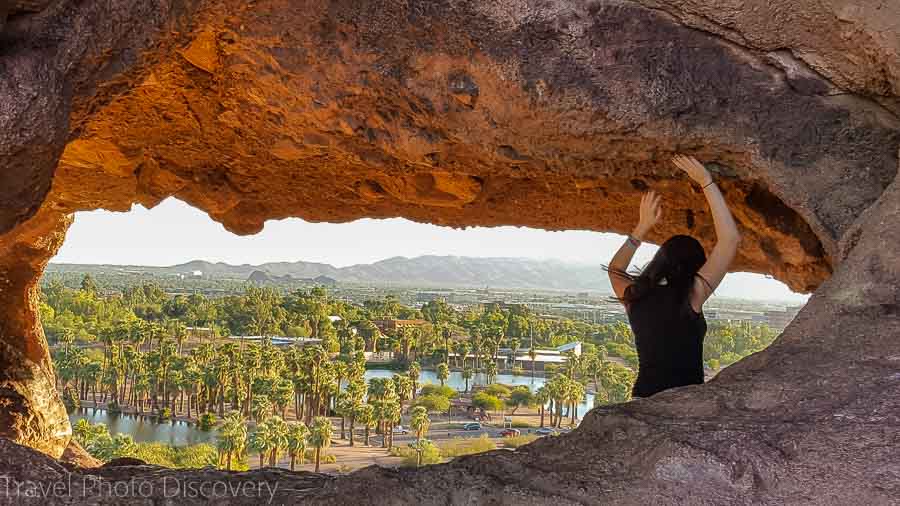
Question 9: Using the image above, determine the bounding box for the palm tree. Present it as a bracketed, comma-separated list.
[436, 363, 450, 387]
[408, 362, 421, 398]
[183, 359, 202, 419]
[568, 381, 586, 424]
[170, 320, 188, 354]
[83, 360, 102, 405]
[271, 378, 294, 419]
[385, 399, 401, 450]
[287, 421, 309, 471]
[441, 325, 452, 363]
[335, 392, 353, 440]
[266, 416, 289, 466]
[587, 350, 607, 395]
[344, 379, 366, 446]
[59, 328, 76, 360]
[252, 394, 273, 423]
[485, 360, 498, 385]
[354, 403, 375, 446]
[535, 386, 549, 427]
[409, 406, 431, 467]
[367, 379, 388, 447]
[309, 416, 334, 473]
[217, 411, 248, 470]
[158, 338, 178, 411]
[457, 341, 469, 369]
[508, 338, 521, 371]
[249, 425, 273, 469]
[303, 346, 330, 423]
[242, 343, 262, 417]
[529, 346, 538, 379]
[461, 367, 473, 393]
[392, 374, 413, 407]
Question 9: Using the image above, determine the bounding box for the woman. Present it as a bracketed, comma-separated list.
[608, 155, 740, 398]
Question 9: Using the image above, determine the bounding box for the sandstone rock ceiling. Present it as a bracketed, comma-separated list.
[0, 1, 898, 502]
[1, 0, 899, 292]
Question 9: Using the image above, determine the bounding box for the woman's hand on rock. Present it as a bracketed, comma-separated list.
[672, 155, 712, 186]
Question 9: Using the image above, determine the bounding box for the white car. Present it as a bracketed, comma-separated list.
[393, 425, 410, 435]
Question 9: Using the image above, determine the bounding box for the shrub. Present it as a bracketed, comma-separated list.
[128, 442, 218, 468]
[413, 393, 451, 413]
[157, 407, 172, 421]
[390, 440, 441, 467]
[198, 413, 217, 431]
[419, 384, 457, 399]
[503, 434, 540, 448]
[391, 436, 496, 466]
[438, 435, 496, 458]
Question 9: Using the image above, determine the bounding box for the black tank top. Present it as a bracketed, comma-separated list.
[626, 283, 707, 397]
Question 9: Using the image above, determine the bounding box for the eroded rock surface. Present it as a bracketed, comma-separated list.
[0, 0, 898, 502]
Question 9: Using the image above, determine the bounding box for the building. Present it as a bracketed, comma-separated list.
[764, 306, 801, 332]
[450, 341, 584, 372]
[500, 342, 581, 371]
[227, 335, 323, 347]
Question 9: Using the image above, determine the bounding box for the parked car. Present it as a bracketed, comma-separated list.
[393, 425, 409, 435]
[462, 422, 482, 431]
[500, 428, 521, 437]
[535, 427, 556, 436]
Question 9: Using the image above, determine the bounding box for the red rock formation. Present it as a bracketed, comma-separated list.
[0, 0, 898, 502]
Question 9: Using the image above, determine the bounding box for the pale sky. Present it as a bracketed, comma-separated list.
[52, 198, 809, 302]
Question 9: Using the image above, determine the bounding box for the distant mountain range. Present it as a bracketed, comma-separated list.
[47, 255, 613, 292]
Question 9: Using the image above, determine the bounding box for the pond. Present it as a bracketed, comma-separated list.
[69, 408, 215, 446]
[70, 369, 596, 444]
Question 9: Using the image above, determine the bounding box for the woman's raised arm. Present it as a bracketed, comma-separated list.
[608, 191, 662, 302]
[671, 155, 740, 312]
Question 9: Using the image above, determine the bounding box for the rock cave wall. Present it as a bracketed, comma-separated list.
[0, 0, 898, 503]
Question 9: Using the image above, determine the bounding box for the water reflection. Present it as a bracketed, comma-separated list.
[362, 369, 596, 414]
[69, 408, 214, 446]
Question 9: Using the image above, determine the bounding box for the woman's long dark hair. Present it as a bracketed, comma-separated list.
[607, 235, 707, 306]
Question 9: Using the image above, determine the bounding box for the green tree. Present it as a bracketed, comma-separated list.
[529, 346, 538, 379]
[249, 425, 273, 469]
[436, 362, 450, 387]
[354, 403, 375, 446]
[287, 422, 309, 471]
[409, 406, 431, 468]
[309, 416, 334, 473]
[534, 386, 550, 427]
[413, 394, 451, 413]
[461, 367, 473, 393]
[80, 274, 100, 295]
[408, 362, 421, 398]
[505, 386, 535, 415]
[472, 392, 504, 415]
[216, 411, 248, 470]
